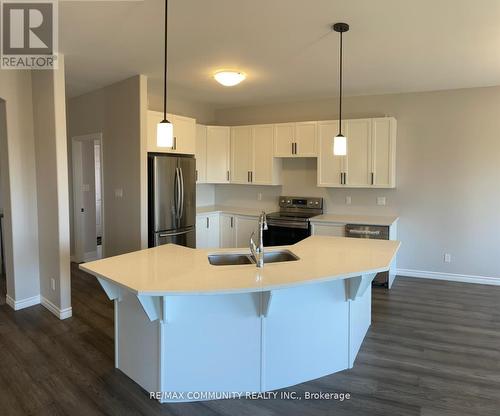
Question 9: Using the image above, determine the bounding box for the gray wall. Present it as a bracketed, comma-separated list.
[31, 56, 71, 311]
[68, 75, 147, 257]
[0, 71, 40, 303]
[213, 86, 500, 279]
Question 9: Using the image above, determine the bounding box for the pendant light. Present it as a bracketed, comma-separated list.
[333, 22, 349, 156]
[157, 0, 173, 148]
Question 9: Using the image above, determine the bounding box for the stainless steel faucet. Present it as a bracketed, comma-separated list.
[250, 211, 268, 268]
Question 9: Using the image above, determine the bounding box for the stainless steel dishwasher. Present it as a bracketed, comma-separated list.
[345, 224, 390, 288]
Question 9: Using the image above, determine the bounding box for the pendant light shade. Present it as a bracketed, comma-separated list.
[157, 120, 174, 148]
[333, 22, 349, 156]
[333, 134, 346, 156]
[157, 0, 173, 148]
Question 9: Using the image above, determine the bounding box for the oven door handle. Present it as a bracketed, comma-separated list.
[266, 219, 310, 229]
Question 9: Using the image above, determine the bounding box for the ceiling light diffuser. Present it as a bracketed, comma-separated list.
[214, 71, 246, 87]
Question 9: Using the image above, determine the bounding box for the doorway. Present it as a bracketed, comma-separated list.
[72, 133, 104, 263]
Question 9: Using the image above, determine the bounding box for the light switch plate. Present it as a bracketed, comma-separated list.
[345, 196, 351, 205]
[377, 197, 386, 206]
[115, 188, 123, 198]
[444, 253, 451, 263]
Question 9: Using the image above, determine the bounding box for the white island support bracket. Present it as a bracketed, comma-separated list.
[97, 278, 165, 322]
[345, 273, 377, 301]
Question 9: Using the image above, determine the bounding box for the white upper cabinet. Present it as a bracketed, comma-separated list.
[229, 124, 282, 185]
[317, 120, 344, 187]
[230, 126, 253, 184]
[206, 126, 230, 183]
[344, 118, 371, 187]
[317, 117, 396, 188]
[147, 111, 195, 154]
[371, 118, 396, 188]
[195, 124, 207, 183]
[252, 124, 281, 185]
[274, 122, 317, 157]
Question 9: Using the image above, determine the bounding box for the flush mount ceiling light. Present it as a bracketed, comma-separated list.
[157, 0, 173, 148]
[214, 71, 246, 87]
[332, 22, 349, 156]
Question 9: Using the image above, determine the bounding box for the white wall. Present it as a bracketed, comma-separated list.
[0, 71, 40, 305]
[68, 75, 147, 257]
[214, 86, 500, 279]
[31, 55, 72, 314]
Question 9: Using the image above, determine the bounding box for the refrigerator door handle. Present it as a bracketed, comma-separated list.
[175, 167, 181, 219]
[159, 229, 192, 238]
[179, 166, 184, 220]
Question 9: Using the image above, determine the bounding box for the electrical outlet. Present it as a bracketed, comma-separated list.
[377, 196, 386, 206]
[345, 196, 352, 205]
[444, 253, 452, 263]
[257, 193, 262, 201]
[51, 278, 56, 291]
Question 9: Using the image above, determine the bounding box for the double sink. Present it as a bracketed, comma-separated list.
[208, 250, 299, 266]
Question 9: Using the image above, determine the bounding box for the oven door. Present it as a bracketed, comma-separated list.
[263, 220, 311, 247]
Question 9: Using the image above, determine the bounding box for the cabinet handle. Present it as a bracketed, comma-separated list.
[371, 172, 374, 185]
[247, 171, 250, 183]
[206, 217, 209, 228]
[344, 172, 347, 184]
[251, 171, 253, 182]
[230, 217, 234, 228]
[195, 170, 198, 181]
[226, 170, 230, 181]
[291, 142, 294, 155]
[295, 142, 298, 155]
[173, 136, 177, 150]
[340, 172, 343, 184]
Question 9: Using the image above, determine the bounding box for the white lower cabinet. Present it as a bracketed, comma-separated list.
[196, 213, 220, 249]
[197, 212, 259, 249]
[219, 214, 236, 248]
[311, 223, 345, 237]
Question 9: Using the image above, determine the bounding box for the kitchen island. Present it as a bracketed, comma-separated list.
[81, 236, 400, 402]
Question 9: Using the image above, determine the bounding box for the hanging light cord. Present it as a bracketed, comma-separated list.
[163, 0, 168, 122]
[338, 30, 343, 136]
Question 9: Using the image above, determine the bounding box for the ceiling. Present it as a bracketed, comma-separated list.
[60, 0, 500, 108]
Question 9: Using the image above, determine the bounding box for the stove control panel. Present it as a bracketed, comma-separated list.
[278, 196, 323, 210]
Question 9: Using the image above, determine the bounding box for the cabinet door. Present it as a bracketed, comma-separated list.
[219, 214, 236, 248]
[317, 121, 344, 187]
[371, 118, 396, 188]
[345, 119, 371, 187]
[206, 213, 220, 248]
[230, 126, 253, 184]
[311, 223, 345, 237]
[195, 124, 207, 183]
[252, 124, 279, 185]
[206, 126, 230, 183]
[274, 123, 294, 157]
[196, 215, 209, 248]
[295, 122, 317, 156]
[235, 216, 259, 248]
[171, 114, 196, 154]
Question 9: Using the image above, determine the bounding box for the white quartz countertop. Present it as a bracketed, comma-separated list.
[80, 236, 400, 296]
[310, 214, 399, 226]
[196, 205, 268, 217]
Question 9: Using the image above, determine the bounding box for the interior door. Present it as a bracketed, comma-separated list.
[231, 127, 253, 183]
[151, 154, 177, 232]
[177, 156, 196, 229]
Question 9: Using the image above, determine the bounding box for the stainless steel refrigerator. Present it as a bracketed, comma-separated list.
[148, 153, 196, 248]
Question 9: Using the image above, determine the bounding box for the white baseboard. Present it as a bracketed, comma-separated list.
[6, 294, 41, 310]
[397, 269, 500, 286]
[41, 296, 73, 320]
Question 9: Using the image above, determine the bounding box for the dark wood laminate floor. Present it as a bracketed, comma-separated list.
[1, 265, 500, 416]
